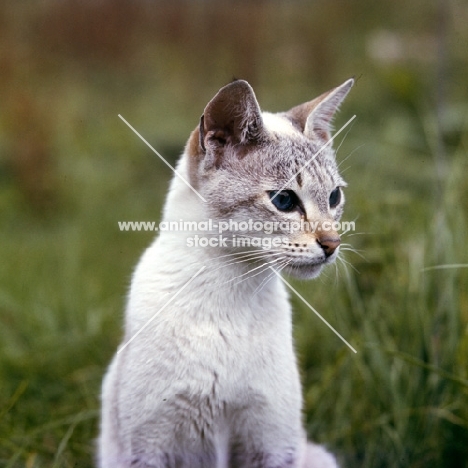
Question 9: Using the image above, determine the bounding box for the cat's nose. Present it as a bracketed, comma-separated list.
[316, 236, 340, 257]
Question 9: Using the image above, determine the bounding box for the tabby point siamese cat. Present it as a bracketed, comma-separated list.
[99, 78, 354, 468]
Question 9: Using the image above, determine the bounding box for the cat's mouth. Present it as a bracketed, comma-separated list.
[279, 251, 338, 279]
[282, 262, 324, 279]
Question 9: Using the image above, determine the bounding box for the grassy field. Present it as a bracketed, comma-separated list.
[1, 1, 467, 467]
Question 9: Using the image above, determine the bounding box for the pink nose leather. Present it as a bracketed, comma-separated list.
[317, 236, 340, 257]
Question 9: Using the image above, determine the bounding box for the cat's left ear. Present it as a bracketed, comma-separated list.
[286, 78, 354, 141]
[199, 80, 264, 165]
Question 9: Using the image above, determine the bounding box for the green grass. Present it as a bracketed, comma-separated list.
[1, 1, 468, 467]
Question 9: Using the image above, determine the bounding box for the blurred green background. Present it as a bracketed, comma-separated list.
[1, 0, 467, 467]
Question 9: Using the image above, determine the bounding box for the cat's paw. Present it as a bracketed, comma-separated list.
[300, 442, 340, 468]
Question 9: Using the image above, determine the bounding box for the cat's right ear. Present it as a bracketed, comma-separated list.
[286, 78, 354, 142]
[199, 80, 264, 168]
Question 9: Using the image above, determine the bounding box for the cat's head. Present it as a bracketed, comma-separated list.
[186, 79, 354, 279]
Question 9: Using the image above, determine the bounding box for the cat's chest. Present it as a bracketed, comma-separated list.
[148, 319, 297, 412]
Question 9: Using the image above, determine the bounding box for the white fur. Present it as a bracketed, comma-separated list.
[262, 112, 299, 138]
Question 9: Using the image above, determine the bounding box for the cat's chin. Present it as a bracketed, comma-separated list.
[282, 263, 325, 279]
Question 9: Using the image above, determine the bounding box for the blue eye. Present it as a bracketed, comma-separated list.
[329, 187, 341, 208]
[269, 190, 297, 212]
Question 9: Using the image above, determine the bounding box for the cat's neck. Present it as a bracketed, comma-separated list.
[156, 155, 281, 296]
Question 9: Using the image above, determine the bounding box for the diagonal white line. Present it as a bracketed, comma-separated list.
[118, 114, 207, 203]
[270, 115, 356, 203]
[270, 267, 357, 353]
[117, 266, 206, 354]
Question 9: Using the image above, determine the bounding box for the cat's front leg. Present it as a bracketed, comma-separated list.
[228, 440, 339, 468]
[227, 403, 303, 468]
[229, 442, 299, 468]
[299, 442, 339, 468]
[228, 410, 339, 468]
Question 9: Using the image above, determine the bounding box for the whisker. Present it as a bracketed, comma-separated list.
[335, 124, 357, 159]
[238, 259, 284, 288]
[337, 254, 360, 274]
[220, 250, 284, 268]
[337, 143, 366, 169]
[340, 165, 352, 175]
[340, 244, 367, 261]
[207, 249, 284, 273]
[340, 215, 360, 237]
[342, 231, 372, 238]
[253, 258, 291, 296]
[221, 256, 286, 288]
[203, 248, 275, 262]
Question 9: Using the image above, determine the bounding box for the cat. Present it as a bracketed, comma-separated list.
[98, 78, 354, 468]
